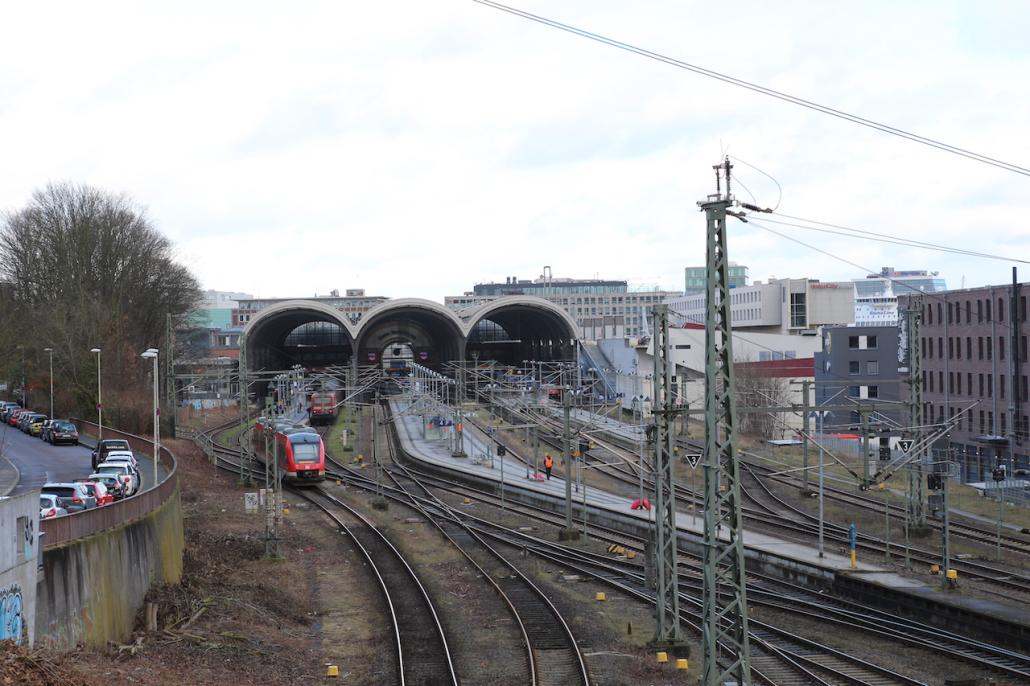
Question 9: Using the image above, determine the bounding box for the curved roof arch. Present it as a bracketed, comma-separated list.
[461, 295, 580, 341]
[355, 298, 466, 339]
[241, 299, 357, 343]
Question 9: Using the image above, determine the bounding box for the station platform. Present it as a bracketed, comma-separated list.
[388, 399, 1030, 648]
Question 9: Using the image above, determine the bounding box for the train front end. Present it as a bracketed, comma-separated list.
[282, 431, 326, 484]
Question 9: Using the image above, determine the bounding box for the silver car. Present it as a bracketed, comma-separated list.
[41, 482, 97, 512]
[95, 462, 140, 496]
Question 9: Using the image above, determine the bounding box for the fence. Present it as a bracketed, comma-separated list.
[39, 420, 178, 549]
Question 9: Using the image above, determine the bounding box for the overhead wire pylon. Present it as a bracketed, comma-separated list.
[701, 158, 752, 685]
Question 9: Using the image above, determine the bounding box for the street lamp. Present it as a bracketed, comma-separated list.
[90, 348, 102, 440]
[43, 347, 54, 418]
[141, 348, 160, 489]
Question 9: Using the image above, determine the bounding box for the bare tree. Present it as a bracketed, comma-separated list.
[0, 183, 199, 426]
[734, 358, 793, 439]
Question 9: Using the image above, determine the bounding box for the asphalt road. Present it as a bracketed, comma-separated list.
[0, 421, 166, 497]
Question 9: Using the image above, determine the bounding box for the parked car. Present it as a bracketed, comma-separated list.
[28, 414, 48, 436]
[103, 449, 139, 470]
[41, 482, 97, 512]
[87, 473, 125, 500]
[75, 480, 114, 506]
[7, 408, 31, 426]
[91, 438, 132, 469]
[16, 411, 39, 431]
[0, 402, 20, 420]
[95, 462, 139, 496]
[47, 420, 79, 445]
[39, 419, 53, 441]
[39, 493, 67, 519]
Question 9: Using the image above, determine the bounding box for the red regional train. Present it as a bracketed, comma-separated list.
[253, 418, 326, 484]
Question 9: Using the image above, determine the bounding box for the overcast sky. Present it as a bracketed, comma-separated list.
[2, 1, 1028, 302]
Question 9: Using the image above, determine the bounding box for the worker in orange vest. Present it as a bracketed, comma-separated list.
[544, 453, 554, 480]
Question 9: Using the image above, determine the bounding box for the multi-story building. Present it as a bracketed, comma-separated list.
[446, 268, 682, 339]
[684, 263, 748, 294]
[233, 289, 388, 327]
[853, 267, 946, 327]
[900, 283, 1029, 481]
[665, 277, 854, 335]
[814, 325, 903, 437]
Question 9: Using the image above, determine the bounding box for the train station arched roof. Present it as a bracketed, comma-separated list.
[239, 295, 580, 372]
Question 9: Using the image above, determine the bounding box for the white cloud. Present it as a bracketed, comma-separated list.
[1, 0, 1028, 302]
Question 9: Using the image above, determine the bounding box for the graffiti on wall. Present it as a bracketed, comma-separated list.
[1, 584, 23, 643]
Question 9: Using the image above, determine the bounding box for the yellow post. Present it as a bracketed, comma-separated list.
[595, 591, 606, 602]
[675, 658, 689, 670]
[656, 651, 668, 663]
[326, 665, 340, 678]
[850, 550, 857, 569]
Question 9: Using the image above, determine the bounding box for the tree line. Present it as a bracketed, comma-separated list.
[0, 183, 200, 431]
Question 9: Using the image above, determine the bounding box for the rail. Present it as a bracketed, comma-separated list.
[39, 419, 179, 549]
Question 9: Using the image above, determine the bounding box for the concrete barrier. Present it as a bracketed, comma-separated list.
[34, 484, 183, 649]
[34, 420, 184, 649]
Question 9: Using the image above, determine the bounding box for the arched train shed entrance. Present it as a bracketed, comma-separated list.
[462, 296, 579, 366]
[241, 300, 355, 372]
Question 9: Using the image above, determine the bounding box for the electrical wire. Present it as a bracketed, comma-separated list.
[760, 213, 1030, 265]
[472, 0, 1030, 178]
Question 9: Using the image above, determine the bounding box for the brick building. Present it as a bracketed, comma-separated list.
[901, 282, 1029, 481]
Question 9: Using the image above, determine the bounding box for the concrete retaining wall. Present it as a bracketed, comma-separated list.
[34, 486, 183, 649]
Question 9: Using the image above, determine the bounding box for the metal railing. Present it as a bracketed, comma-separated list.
[39, 420, 179, 549]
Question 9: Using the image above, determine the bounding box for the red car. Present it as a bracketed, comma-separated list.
[76, 480, 114, 506]
[8, 408, 32, 426]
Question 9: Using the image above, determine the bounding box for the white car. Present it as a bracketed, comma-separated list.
[103, 450, 139, 469]
[39, 493, 67, 519]
[95, 462, 140, 496]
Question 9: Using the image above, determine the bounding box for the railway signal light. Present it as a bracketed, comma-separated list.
[927, 473, 943, 490]
[992, 465, 1007, 482]
[496, 444, 507, 456]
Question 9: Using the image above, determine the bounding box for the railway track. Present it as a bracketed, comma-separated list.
[197, 422, 459, 686]
[339, 405, 1030, 685]
[485, 397, 1030, 594]
[374, 421, 590, 686]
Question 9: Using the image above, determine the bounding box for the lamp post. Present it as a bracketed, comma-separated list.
[90, 348, 102, 440]
[141, 348, 160, 488]
[44, 347, 54, 418]
[16, 345, 26, 407]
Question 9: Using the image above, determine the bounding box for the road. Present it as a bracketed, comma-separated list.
[0, 422, 166, 497]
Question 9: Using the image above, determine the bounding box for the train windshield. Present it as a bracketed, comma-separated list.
[292, 442, 320, 463]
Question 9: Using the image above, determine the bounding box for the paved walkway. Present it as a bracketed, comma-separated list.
[0, 453, 19, 496]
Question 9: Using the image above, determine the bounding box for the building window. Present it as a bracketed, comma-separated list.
[928, 373, 934, 392]
[868, 385, 879, 399]
[921, 337, 927, 360]
[937, 303, 943, 323]
[947, 302, 953, 324]
[966, 337, 972, 359]
[848, 335, 860, 349]
[1001, 375, 1006, 399]
[1022, 295, 1027, 322]
[849, 361, 860, 375]
[979, 410, 985, 434]
[986, 299, 992, 321]
[979, 373, 984, 396]
[956, 373, 962, 394]
[1000, 336, 1006, 361]
[938, 338, 943, 358]
[967, 372, 973, 396]
[948, 372, 954, 394]
[867, 360, 879, 375]
[867, 335, 878, 349]
[848, 386, 860, 398]
[938, 371, 943, 393]
[987, 337, 992, 360]
[789, 292, 807, 328]
[988, 374, 993, 398]
[927, 304, 933, 324]
[1022, 336, 1028, 362]
[999, 297, 1005, 322]
[948, 337, 953, 359]
[966, 301, 972, 322]
[977, 299, 983, 322]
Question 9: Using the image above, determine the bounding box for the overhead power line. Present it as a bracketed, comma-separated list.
[758, 213, 1030, 264]
[473, 0, 1030, 178]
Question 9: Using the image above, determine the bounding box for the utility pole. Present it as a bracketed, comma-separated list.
[238, 337, 252, 485]
[650, 304, 685, 652]
[559, 376, 580, 541]
[907, 306, 927, 530]
[453, 362, 467, 458]
[861, 407, 871, 488]
[166, 312, 176, 438]
[700, 158, 752, 686]
[801, 378, 811, 492]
